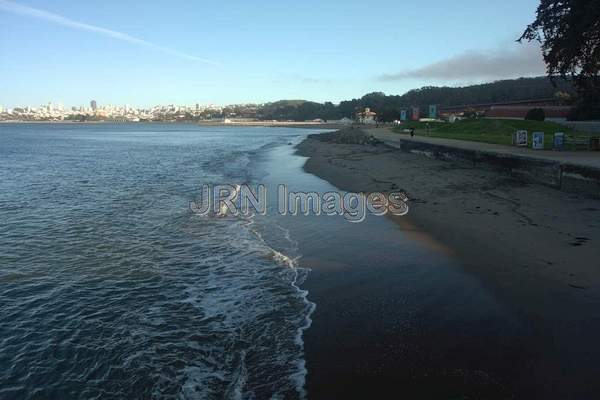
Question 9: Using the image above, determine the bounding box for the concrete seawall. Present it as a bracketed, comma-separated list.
[560, 121, 600, 134]
[393, 139, 600, 198]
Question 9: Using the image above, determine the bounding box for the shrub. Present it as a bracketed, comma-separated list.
[525, 108, 546, 121]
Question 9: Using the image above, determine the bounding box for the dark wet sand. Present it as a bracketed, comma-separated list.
[296, 133, 600, 399]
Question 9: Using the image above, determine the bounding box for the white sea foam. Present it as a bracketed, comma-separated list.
[245, 220, 316, 400]
[176, 214, 315, 399]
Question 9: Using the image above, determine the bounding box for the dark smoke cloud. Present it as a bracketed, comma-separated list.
[379, 43, 545, 82]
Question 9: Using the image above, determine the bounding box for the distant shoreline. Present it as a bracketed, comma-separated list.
[200, 121, 346, 129]
[0, 120, 347, 129]
[0, 120, 148, 124]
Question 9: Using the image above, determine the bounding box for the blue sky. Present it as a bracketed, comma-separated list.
[0, 0, 544, 107]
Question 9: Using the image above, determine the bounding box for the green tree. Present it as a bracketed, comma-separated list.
[520, 0, 600, 119]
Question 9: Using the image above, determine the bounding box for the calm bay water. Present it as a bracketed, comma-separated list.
[1, 123, 535, 399]
[0, 123, 317, 399]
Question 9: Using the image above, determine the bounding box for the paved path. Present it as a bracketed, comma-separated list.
[367, 128, 600, 169]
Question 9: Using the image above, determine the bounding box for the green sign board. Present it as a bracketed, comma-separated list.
[429, 105, 437, 119]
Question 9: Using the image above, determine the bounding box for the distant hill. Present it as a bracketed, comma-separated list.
[402, 76, 575, 107]
[266, 100, 308, 107]
[256, 77, 576, 121]
[258, 100, 338, 121]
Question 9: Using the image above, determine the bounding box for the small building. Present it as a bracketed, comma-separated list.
[439, 98, 573, 121]
[357, 108, 377, 124]
[486, 106, 572, 121]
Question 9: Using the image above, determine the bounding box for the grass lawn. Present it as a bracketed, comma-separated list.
[393, 119, 592, 150]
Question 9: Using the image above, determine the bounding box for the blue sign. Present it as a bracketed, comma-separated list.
[532, 132, 544, 150]
[553, 132, 565, 150]
[400, 110, 407, 121]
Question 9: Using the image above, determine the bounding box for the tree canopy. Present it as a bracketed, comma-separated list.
[520, 0, 600, 119]
[257, 77, 574, 122]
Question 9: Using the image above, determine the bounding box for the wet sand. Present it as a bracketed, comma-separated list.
[296, 131, 600, 399]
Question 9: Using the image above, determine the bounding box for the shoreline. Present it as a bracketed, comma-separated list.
[0, 120, 346, 129]
[296, 129, 600, 398]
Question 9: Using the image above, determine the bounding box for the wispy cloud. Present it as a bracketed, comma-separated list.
[0, 0, 218, 65]
[379, 43, 545, 82]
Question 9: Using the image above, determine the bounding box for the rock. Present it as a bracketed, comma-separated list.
[308, 127, 381, 145]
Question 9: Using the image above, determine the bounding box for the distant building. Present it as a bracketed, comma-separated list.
[439, 98, 571, 121]
[486, 106, 572, 121]
[90, 100, 97, 111]
[357, 107, 377, 124]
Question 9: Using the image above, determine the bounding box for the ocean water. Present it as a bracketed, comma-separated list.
[0, 123, 319, 399]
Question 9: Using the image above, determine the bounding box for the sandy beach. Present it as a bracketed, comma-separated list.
[296, 128, 600, 399]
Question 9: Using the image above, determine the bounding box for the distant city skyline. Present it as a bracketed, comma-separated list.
[0, 98, 257, 122]
[0, 0, 545, 108]
[0, 99, 269, 110]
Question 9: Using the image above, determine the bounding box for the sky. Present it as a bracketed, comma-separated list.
[0, 0, 545, 108]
